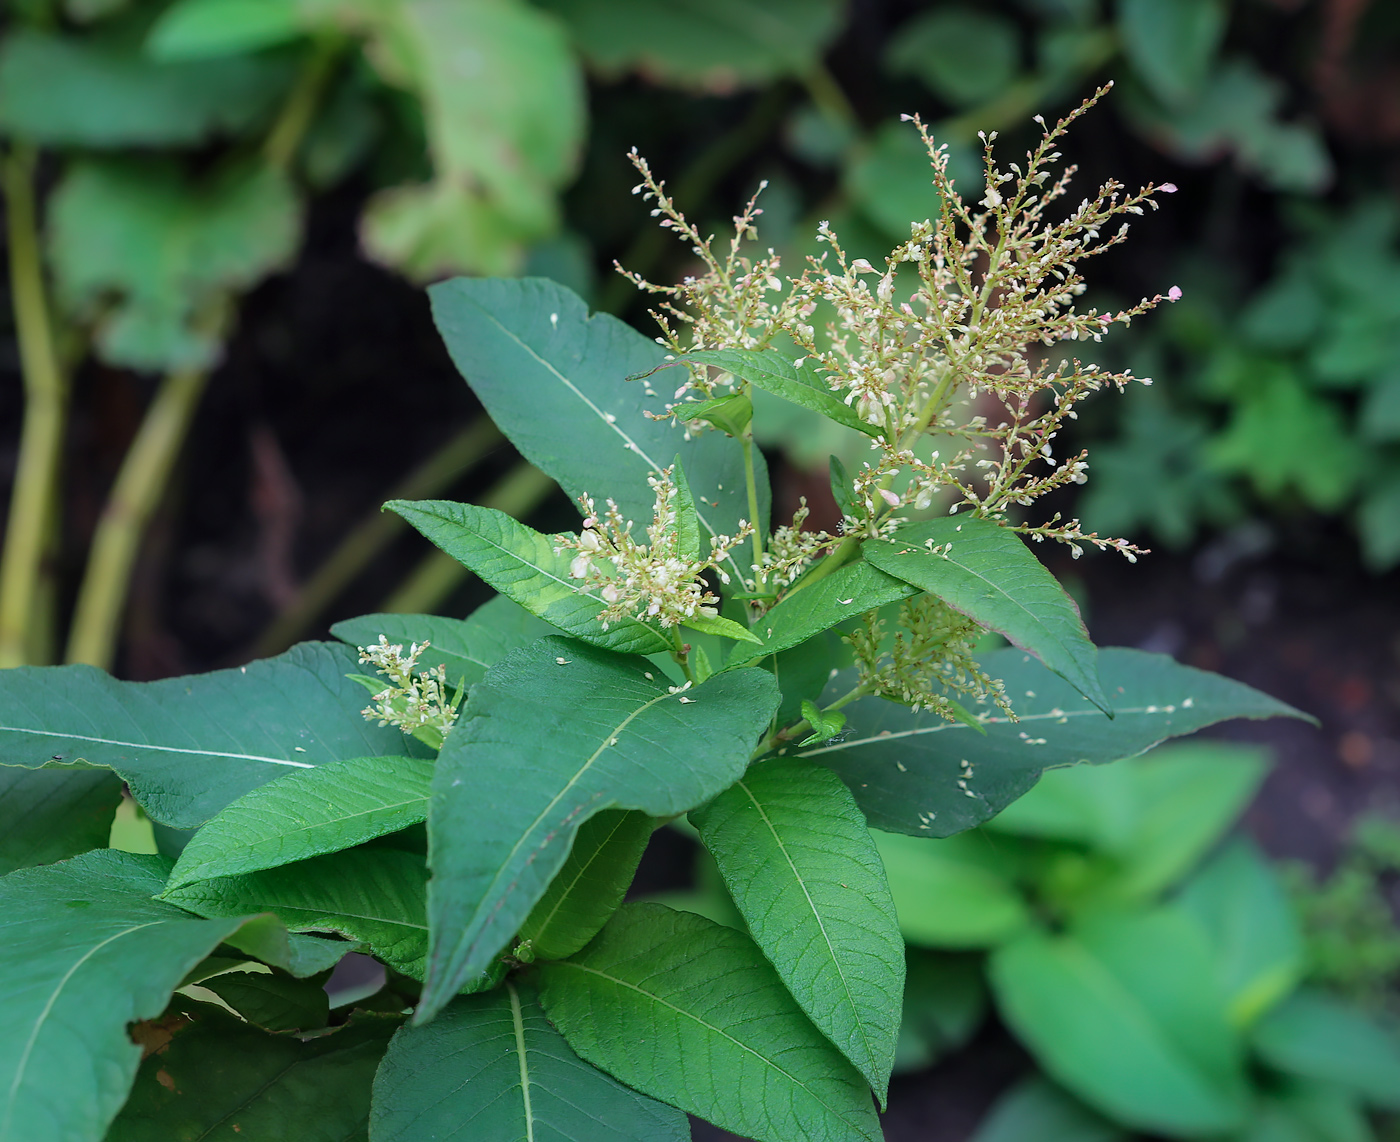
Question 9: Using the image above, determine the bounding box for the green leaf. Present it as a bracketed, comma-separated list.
[0, 29, 291, 147]
[683, 610, 762, 644]
[885, 8, 1020, 107]
[990, 908, 1249, 1135]
[874, 830, 1033, 948]
[220, 915, 355, 979]
[829, 455, 856, 521]
[726, 559, 918, 668]
[864, 517, 1108, 711]
[1251, 991, 1400, 1110]
[1178, 838, 1304, 1028]
[682, 392, 753, 436]
[0, 642, 422, 830]
[970, 1077, 1128, 1142]
[163, 847, 431, 980]
[666, 348, 882, 438]
[165, 754, 431, 892]
[421, 637, 779, 1017]
[107, 1004, 396, 1141]
[798, 699, 845, 745]
[387, 500, 670, 655]
[1118, 0, 1227, 107]
[538, 903, 883, 1142]
[147, 0, 305, 60]
[799, 647, 1309, 838]
[0, 850, 253, 1142]
[536, 0, 844, 88]
[361, 178, 527, 281]
[195, 967, 330, 1032]
[332, 595, 556, 690]
[0, 766, 123, 874]
[691, 760, 905, 1100]
[370, 982, 689, 1142]
[427, 277, 769, 583]
[49, 159, 301, 371]
[895, 951, 987, 1075]
[516, 809, 655, 961]
[669, 454, 703, 562]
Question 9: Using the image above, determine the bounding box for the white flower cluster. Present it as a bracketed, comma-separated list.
[555, 467, 751, 631]
[357, 636, 462, 748]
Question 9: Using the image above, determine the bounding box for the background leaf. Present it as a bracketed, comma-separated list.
[692, 760, 905, 1099]
[194, 967, 331, 1032]
[0, 641, 425, 830]
[1250, 991, 1400, 1110]
[146, 0, 305, 60]
[969, 1076, 1128, 1142]
[422, 636, 778, 1016]
[884, 8, 1020, 107]
[0, 850, 250, 1142]
[799, 647, 1309, 838]
[538, 903, 883, 1142]
[895, 951, 987, 1075]
[370, 982, 689, 1142]
[0, 766, 123, 874]
[1117, 0, 1227, 107]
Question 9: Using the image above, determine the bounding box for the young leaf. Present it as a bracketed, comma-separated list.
[107, 1004, 396, 1142]
[0, 850, 253, 1142]
[691, 760, 905, 1101]
[370, 982, 689, 1142]
[798, 647, 1311, 838]
[681, 391, 753, 436]
[428, 276, 769, 583]
[516, 809, 656, 961]
[538, 903, 883, 1142]
[163, 847, 431, 980]
[0, 766, 123, 874]
[683, 610, 763, 644]
[0, 641, 422, 830]
[331, 595, 555, 690]
[387, 499, 671, 655]
[665, 347, 883, 437]
[990, 908, 1249, 1136]
[421, 636, 779, 1018]
[863, 517, 1108, 712]
[829, 454, 857, 520]
[725, 559, 918, 668]
[1250, 991, 1400, 1110]
[165, 754, 431, 892]
[669, 454, 702, 562]
[798, 699, 846, 746]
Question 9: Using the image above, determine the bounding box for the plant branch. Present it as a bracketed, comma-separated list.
[263, 35, 343, 173]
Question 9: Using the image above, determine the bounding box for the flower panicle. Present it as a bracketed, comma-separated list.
[357, 636, 463, 748]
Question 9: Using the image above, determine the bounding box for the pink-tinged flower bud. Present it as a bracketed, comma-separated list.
[879, 488, 901, 507]
[851, 259, 876, 274]
[1167, 285, 1182, 302]
[1160, 183, 1178, 193]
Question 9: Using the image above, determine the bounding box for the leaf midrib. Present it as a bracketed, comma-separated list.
[0, 727, 316, 768]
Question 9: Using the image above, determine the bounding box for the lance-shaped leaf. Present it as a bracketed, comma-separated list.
[0, 766, 123, 875]
[422, 636, 779, 1018]
[692, 760, 904, 1101]
[516, 809, 656, 961]
[670, 454, 703, 562]
[0, 850, 254, 1142]
[0, 642, 424, 830]
[660, 348, 882, 437]
[370, 982, 689, 1142]
[332, 595, 555, 690]
[796, 648, 1310, 838]
[538, 903, 883, 1142]
[388, 500, 670, 655]
[726, 559, 918, 668]
[108, 1004, 397, 1142]
[165, 754, 431, 892]
[864, 518, 1108, 711]
[164, 847, 431, 979]
[428, 276, 769, 584]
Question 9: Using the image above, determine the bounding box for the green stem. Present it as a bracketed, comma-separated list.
[263, 35, 341, 173]
[740, 429, 764, 572]
[799, 62, 858, 134]
[0, 145, 67, 668]
[251, 417, 504, 656]
[752, 683, 869, 757]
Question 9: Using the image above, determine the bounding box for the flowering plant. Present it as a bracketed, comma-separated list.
[0, 95, 1306, 1142]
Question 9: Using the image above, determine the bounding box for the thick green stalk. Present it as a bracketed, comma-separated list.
[740, 429, 764, 571]
[0, 145, 67, 668]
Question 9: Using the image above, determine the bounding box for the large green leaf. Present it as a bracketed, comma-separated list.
[1178, 838, 1304, 1028]
[163, 847, 431, 979]
[332, 595, 555, 689]
[108, 1003, 397, 1141]
[1251, 991, 1400, 1110]
[516, 809, 656, 961]
[165, 754, 431, 892]
[427, 277, 768, 581]
[538, 903, 882, 1142]
[797, 647, 1308, 838]
[0, 766, 123, 874]
[884, 8, 1020, 107]
[48, 159, 301, 371]
[666, 348, 881, 437]
[0, 642, 424, 830]
[370, 982, 689, 1142]
[195, 967, 331, 1032]
[0, 29, 291, 146]
[0, 850, 252, 1142]
[691, 760, 904, 1099]
[388, 500, 670, 655]
[421, 636, 778, 1017]
[863, 518, 1107, 711]
[1118, 0, 1227, 107]
[726, 559, 918, 668]
[990, 908, 1249, 1135]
